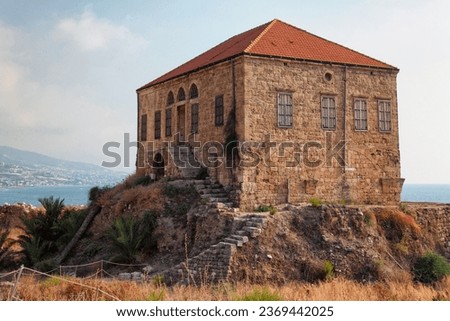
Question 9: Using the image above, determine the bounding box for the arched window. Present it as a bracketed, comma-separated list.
[190, 84, 198, 99]
[177, 87, 185, 101]
[167, 91, 174, 106]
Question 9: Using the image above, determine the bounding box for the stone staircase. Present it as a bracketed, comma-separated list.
[192, 178, 234, 209]
[150, 213, 269, 285]
[169, 145, 202, 178]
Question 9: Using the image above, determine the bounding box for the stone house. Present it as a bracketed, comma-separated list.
[136, 19, 404, 210]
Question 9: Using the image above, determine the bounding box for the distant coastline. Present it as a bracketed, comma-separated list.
[1, 183, 449, 207]
[0, 185, 92, 206]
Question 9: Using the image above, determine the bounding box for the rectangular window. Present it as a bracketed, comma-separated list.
[191, 104, 199, 134]
[140, 114, 147, 141]
[215, 95, 224, 126]
[378, 100, 391, 132]
[154, 111, 161, 139]
[354, 99, 368, 131]
[277, 93, 293, 127]
[321, 96, 336, 130]
[165, 108, 172, 136]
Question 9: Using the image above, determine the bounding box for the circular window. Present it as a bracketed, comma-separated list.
[324, 72, 333, 82]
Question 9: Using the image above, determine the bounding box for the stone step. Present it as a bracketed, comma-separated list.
[223, 237, 244, 247]
[195, 183, 222, 190]
[192, 179, 211, 185]
[214, 202, 234, 209]
[181, 170, 202, 178]
[208, 197, 229, 203]
[198, 188, 225, 195]
[248, 217, 266, 224]
[235, 230, 250, 237]
[200, 193, 228, 199]
[245, 221, 263, 228]
[243, 226, 262, 238]
[229, 234, 249, 244]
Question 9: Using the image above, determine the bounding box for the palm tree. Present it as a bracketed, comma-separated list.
[18, 196, 65, 267]
[0, 230, 14, 265]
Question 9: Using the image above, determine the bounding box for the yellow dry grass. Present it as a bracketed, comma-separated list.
[3, 276, 450, 301]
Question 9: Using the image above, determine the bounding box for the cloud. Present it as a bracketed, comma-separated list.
[0, 18, 137, 167]
[54, 10, 145, 52]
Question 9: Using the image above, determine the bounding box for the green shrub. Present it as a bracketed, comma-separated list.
[413, 252, 450, 283]
[18, 197, 68, 268]
[255, 204, 276, 213]
[133, 175, 153, 187]
[323, 260, 334, 281]
[0, 230, 13, 265]
[163, 185, 195, 197]
[146, 289, 165, 301]
[89, 185, 111, 202]
[107, 211, 158, 263]
[237, 287, 282, 301]
[152, 275, 165, 287]
[309, 198, 322, 207]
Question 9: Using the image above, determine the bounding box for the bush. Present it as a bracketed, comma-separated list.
[133, 175, 153, 187]
[163, 185, 195, 197]
[89, 185, 111, 202]
[413, 252, 450, 284]
[309, 198, 322, 207]
[323, 260, 334, 281]
[146, 289, 165, 301]
[0, 230, 13, 265]
[237, 287, 282, 301]
[107, 211, 158, 263]
[18, 197, 87, 269]
[255, 204, 276, 214]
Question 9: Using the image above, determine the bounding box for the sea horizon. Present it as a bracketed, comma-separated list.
[1, 183, 450, 207]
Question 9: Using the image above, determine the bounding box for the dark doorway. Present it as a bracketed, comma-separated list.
[153, 153, 165, 179]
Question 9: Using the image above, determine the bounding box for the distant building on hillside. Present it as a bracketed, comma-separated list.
[136, 19, 404, 210]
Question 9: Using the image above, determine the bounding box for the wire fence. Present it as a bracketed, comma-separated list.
[0, 260, 152, 301]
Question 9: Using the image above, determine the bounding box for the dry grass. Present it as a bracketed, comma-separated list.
[375, 208, 421, 233]
[3, 276, 450, 301]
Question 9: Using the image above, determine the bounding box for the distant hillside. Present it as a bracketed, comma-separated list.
[0, 146, 128, 187]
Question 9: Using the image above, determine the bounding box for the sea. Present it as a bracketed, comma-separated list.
[0, 185, 92, 206]
[0, 184, 449, 207]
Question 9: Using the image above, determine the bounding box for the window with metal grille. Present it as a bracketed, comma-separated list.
[321, 96, 336, 130]
[167, 91, 174, 106]
[354, 99, 368, 131]
[165, 108, 172, 136]
[191, 104, 199, 133]
[277, 92, 293, 127]
[177, 87, 185, 101]
[215, 95, 224, 126]
[190, 84, 198, 99]
[154, 111, 161, 139]
[140, 114, 147, 141]
[378, 100, 391, 132]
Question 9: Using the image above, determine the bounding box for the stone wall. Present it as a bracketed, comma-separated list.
[237, 56, 402, 209]
[137, 58, 246, 185]
[412, 204, 450, 258]
[137, 55, 403, 210]
[156, 213, 268, 285]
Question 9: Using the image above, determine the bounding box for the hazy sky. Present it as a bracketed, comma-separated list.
[0, 0, 449, 183]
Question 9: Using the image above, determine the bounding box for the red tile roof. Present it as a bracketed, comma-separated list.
[140, 19, 397, 89]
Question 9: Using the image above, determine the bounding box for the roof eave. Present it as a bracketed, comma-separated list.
[137, 52, 399, 92]
[243, 53, 399, 72]
[136, 53, 245, 91]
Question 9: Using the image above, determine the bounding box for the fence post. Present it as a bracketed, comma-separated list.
[9, 265, 24, 301]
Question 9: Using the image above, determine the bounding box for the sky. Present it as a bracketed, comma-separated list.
[0, 0, 449, 183]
